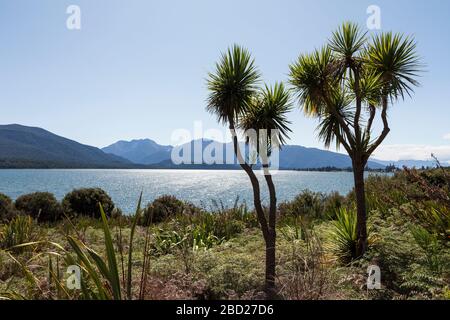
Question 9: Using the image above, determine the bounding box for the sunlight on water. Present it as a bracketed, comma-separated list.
[0, 169, 389, 213]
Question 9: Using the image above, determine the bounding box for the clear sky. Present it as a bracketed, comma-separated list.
[1, 0, 449, 162]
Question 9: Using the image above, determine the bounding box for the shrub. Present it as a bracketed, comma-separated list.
[355, 174, 410, 214]
[15, 192, 62, 222]
[0, 193, 16, 222]
[409, 225, 447, 274]
[62, 188, 115, 218]
[196, 246, 265, 298]
[402, 202, 449, 241]
[141, 195, 189, 225]
[189, 212, 245, 240]
[367, 211, 450, 299]
[323, 192, 345, 219]
[418, 169, 450, 189]
[209, 198, 259, 228]
[192, 226, 223, 251]
[150, 210, 245, 256]
[151, 228, 187, 256]
[278, 191, 325, 219]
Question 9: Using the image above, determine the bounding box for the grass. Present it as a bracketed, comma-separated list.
[0, 215, 36, 253]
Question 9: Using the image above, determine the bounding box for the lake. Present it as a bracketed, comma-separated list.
[0, 169, 387, 213]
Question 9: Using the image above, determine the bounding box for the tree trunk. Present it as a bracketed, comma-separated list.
[265, 232, 276, 298]
[353, 160, 368, 257]
[228, 123, 276, 299]
[264, 171, 277, 299]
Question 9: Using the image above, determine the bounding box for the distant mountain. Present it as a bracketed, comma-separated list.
[279, 145, 385, 169]
[0, 124, 132, 168]
[102, 139, 172, 165]
[2, 124, 429, 170]
[104, 138, 385, 169]
[373, 159, 440, 169]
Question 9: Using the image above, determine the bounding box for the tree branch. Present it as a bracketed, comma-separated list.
[365, 97, 390, 162]
[366, 104, 376, 135]
[352, 67, 362, 145]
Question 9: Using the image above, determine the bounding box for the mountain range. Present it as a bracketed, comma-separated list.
[102, 138, 386, 169]
[0, 124, 437, 170]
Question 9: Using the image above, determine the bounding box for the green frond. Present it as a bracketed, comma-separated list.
[329, 22, 367, 60]
[366, 32, 422, 100]
[206, 44, 261, 125]
[289, 46, 335, 116]
[239, 82, 292, 153]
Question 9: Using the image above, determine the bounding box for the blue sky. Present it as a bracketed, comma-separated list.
[1, 0, 449, 162]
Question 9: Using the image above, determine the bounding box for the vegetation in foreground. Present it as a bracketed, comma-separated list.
[0, 168, 448, 300]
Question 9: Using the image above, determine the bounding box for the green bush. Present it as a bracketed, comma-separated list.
[0, 193, 16, 222]
[409, 225, 445, 273]
[418, 169, 450, 189]
[151, 228, 186, 256]
[367, 209, 449, 299]
[323, 192, 345, 219]
[196, 245, 265, 298]
[278, 191, 325, 219]
[189, 213, 244, 241]
[402, 202, 449, 241]
[150, 210, 245, 255]
[141, 195, 189, 225]
[62, 188, 115, 218]
[15, 192, 62, 222]
[209, 198, 259, 228]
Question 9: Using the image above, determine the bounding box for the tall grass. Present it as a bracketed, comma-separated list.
[0, 215, 35, 253]
[279, 225, 331, 299]
[65, 197, 143, 299]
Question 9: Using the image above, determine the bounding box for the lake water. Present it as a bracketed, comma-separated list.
[0, 169, 386, 213]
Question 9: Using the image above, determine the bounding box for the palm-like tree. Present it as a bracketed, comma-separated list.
[207, 45, 292, 298]
[289, 22, 422, 257]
